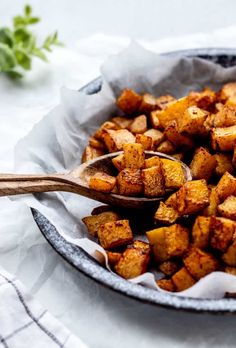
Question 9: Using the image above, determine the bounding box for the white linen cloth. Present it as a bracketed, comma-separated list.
[1, 27, 236, 347]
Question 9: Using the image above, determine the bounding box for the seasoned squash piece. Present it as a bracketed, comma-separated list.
[142, 166, 165, 197]
[98, 220, 133, 249]
[156, 279, 175, 292]
[81, 145, 105, 163]
[192, 216, 211, 249]
[106, 251, 122, 266]
[218, 82, 236, 102]
[172, 153, 184, 161]
[132, 240, 151, 253]
[154, 202, 179, 225]
[215, 172, 236, 202]
[226, 95, 236, 107]
[82, 211, 120, 237]
[165, 224, 189, 258]
[89, 172, 116, 193]
[146, 227, 169, 263]
[115, 245, 150, 279]
[117, 169, 143, 196]
[112, 154, 125, 171]
[94, 121, 118, 140]
[157, 96, 193, 128]
[164, 121, 194, 150]
[184, 247, 218, 280]
[156, 140, 176, 154]
[89, 137, 106, 151]
[144, 129, 164, 149]
[190, 147, 217, 181]
[155, 95, 176, 110]
[222, 240, 236, 266]
[135, 134, 152, 150]
[213, 105, 236, 127]
[179, 106, 208, 136]
[175, 180, 209, 215]
[210, 217, 236, 252]
[139, 93, 159, 114]
[188, 88, 216, 110]
[103, 129, 135, 152]
[203, 187, 220, 217]
[123, 143, 145, 169]
[111, 116, 132, 129]
[150, 110, 161, 129]
[214, 153, 233, 176]
[218, 196, 236, 221]
[159, 261, 179, 276]
[145, 156, 162, 168]
[161, 158, 186, 189]
[211, 125, 236, 151]
[116, 89, 142, 114]
[172, 267, 196, 291]
[129, 115, 147, 134]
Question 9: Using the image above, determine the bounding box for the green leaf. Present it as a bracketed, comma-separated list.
[27, 17, 40, 25]
[14, 47, 31, 70]
[0, 28, 14, 47]
[14, 27, 31, 45]
[6, 69, 23, 78]
[24, 4, 32, 17]
[13, 15, 27, 28]
[0, 43, 16, 72]
[32, 47, 48, 62]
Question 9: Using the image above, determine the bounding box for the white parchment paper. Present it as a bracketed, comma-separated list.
[14, 43, 236, 298]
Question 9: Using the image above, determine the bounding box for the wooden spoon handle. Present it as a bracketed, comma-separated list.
[0, 179, 78, 197]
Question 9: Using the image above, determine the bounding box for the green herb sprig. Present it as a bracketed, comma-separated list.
[0, 4, 63, 78]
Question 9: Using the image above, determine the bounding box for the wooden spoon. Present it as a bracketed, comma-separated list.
[0, 151, 191, 209]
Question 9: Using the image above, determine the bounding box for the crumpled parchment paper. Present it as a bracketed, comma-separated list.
[14, 42, 236, 299]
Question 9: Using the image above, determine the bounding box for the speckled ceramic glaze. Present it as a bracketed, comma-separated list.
[33, 48, 236, 313]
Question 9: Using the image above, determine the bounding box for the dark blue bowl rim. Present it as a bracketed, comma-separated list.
[33, 47, 236, 313]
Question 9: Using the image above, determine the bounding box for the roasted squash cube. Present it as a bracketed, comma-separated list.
[190, 147, 217, 181]
[172, 267, 196, 291]
[203, 187, 219, 217]
[218, 196, 236, 221]
[161, 158, 186, 189]
[116, 89, 142, 114]
[156, 140, 176, 154]
[139, 93, 159, 113]
[175, 180, 209, 215]
[155, 95, 176, 110]
[115, 247, 150, 279]
[146, 227, 169, 263]
[213, 105, 236, 127]
[132, 240, 151, 253]
[106, 251, 122, 267]
[154, 202, 179, 225]
[225, 266, 236, 276]
[211, 125, 236, 151]
[215, 172, 236, 202]
[135, 134, 153, 150]
[142, 165, 165, 197]
[144, 129, 164, 149]
[188, 88, 216, 110]
[145, 156, 161, 168]
[129, 115, 147, 134]
[156, 279, 175, 292]
[89, 172, 116, 193]
[159, 261, 179, 276]
[192, 216, 211, 249]
[117, 169, 143, 196]
[214, 153, 233, 176]
[103, 129, 135, 152]
[184, 247, 218, 280]
[164, 121, 194, 150]
[82, 211, 120, 237]
[157, 96, 193, 128]
[178, 106, 208, 135]
[210, 216, 236, 252]
[94, 121, 118, 140]
[150, 110, 161, 129]
[89, 137, 106, 151]
[112, 116, 132, 129]
[98, 220, 133, 249]
[222, 240, 236, 266]
[112, 154, 125, 171]
[81, 145, 105, 163]
[218, 82, 236, 102]
[165, 224, 189, 258]
[123, 143, 145, 169]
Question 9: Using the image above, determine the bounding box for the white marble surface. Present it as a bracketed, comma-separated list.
[1, 1, 236, 347]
